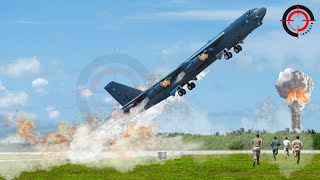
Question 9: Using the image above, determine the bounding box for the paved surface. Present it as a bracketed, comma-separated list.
[0, 150, 319, 162]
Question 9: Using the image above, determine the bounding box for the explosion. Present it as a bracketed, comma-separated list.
[13, 115, 77, 145]
[275, 68, 314, 133]
[43, 122, 77, 145]
[15, 117, 35, 144]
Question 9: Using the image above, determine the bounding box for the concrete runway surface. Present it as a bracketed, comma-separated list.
[0, 150, 319, 162]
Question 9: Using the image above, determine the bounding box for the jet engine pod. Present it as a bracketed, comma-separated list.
[160, 79, 171, 87]
[198, 52, 209, 61]
[147, 79, 171, 98]
[184, 52, 209, 73]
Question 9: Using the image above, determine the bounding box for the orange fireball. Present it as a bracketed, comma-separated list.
[16, 118, 34, 140]
[286, 89, 310, 106]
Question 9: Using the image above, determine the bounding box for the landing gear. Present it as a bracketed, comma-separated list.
[187, 82, 196, 90]
[178, 88, 186, 96]
[234, 45, 242, 53]
[224, 51, 232, 60]
[224, 53, 229, 60]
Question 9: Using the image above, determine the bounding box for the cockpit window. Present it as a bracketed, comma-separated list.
[246, 8, 257, 16]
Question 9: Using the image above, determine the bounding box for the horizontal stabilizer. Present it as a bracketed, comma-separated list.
[105, 81, 143, 106]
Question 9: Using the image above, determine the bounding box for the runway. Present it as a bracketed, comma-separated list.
[0, 150, 319, 162]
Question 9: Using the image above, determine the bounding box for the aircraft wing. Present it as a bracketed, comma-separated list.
[184, 31, 225, 62]
[152, 31, 225, 87]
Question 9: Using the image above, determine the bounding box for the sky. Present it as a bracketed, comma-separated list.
[0, 0, 320, 137]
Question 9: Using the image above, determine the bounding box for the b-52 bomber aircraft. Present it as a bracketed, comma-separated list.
[105, 7, 267, 112]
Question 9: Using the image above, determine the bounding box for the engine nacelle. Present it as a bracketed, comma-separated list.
[147, 79, 170, 98]
[184, 52, 209, 73]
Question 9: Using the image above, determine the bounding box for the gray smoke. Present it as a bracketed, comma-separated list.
[275, 68, 314, 133]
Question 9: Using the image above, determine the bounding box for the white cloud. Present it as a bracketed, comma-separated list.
[0, 57, 40, 77]
[45, 106, 60, 119]
[234, 31, 320, 72]
[32, 77, 48, 87]
[80, 88, 93, 98]
[104, 96, 113, 103]
[31, 77, 48, 95]
[15, 20, 47, 25]
[132, 7, 281, 22]
[0, 91, 28, 108]
[0, 81, 6, 91]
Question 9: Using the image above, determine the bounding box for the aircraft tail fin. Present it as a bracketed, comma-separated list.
[104, 81, 143, 106]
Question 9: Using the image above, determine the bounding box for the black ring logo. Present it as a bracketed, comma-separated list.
[280, 4, 316, 38]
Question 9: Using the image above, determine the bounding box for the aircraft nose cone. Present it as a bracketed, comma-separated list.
[258, 7, 267, 17]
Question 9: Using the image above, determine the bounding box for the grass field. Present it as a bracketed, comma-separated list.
[3, 154, 319, 180]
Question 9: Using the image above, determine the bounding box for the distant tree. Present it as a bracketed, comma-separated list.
[239, 128, 245, 134]
[306, 129, 317, 134]
[262, 129, 267, 134]
[285, 128, 290, 135]
[246, 129, 253, 134]
[215, 131, 220, 136]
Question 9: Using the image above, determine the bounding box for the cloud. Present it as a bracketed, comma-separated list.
[132, 7, 281, 22]
[31, 77, 48, 95]
[45, 106, 60, 119]
[105, 96, 114, 103]
[0, 57, 40, 77]
[15, 20, 47, 25]
[80, 88, 93, 98]
[150, 10, 245, 21]
[234, 31, 320, 72]
[0, 81, 6, 91]
[0, 91, 28, 108]
[32, 77, 48, 87]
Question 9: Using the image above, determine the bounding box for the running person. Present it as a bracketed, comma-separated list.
[291, 136, 304, 164]
[252, 134, 263, 167]
[271, 136, 280, 161]
[283, 137, 291, 159]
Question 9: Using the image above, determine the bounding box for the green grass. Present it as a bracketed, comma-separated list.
[5, 154, 319, 180]
[177, 133, 319, 150]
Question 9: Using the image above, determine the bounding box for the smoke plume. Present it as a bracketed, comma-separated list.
[275, 68, 314, 133]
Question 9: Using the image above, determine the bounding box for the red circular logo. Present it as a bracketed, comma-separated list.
[280, 3, 316, 38]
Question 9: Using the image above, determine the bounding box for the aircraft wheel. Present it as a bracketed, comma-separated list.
[224, 54, 229, 60]
[182, 89, 186, 95]
[187, 84, 193, 90]
[190, 82, 196, 88]
[234, 47, 240, 53]
[237, 45, 242, 51]
[178, 90, 184, 96]
[228, 52, 233, 58]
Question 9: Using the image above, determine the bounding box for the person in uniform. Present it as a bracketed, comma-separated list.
[283, 137, 291, 159]
[252, 134, 263, 167]
[291, 136, 304, 164]
[270, 136, 280, 161]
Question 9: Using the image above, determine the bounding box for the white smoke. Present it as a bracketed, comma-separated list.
[241, 98, 291, 132]
[0, 72, 209, 179]
[196, 68, 210, 81]
[67, 76, 200, 165]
